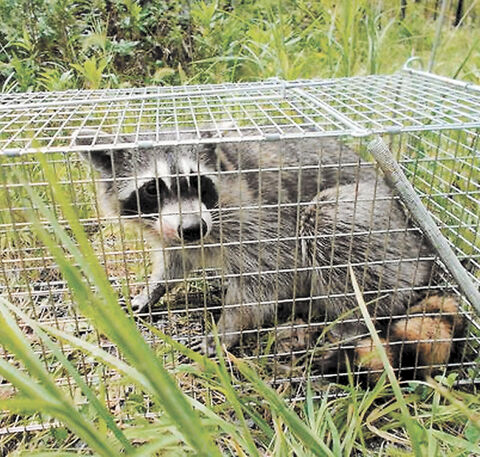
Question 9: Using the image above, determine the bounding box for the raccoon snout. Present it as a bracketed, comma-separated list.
[178, 220, 208, 242]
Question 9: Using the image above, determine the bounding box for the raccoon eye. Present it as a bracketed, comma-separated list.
[143, 181, 159, 199]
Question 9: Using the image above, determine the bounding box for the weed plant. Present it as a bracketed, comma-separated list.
[0, 1, 479, 91]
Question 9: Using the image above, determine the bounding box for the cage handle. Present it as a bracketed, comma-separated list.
[368, 136, 480, 315]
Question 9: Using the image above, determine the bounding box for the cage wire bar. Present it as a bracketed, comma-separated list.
[0, 62, 479, 436]
[1, 63, 480, 154]
[368, 137, 480, 313]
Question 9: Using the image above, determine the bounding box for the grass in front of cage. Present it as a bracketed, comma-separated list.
[2, 276, 480, 457]
[0, 153, 479, 456]
[2, 288, 480, 457]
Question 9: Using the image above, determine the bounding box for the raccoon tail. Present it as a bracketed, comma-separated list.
[388, 294, 466, 380]
[319, 295, 466, 385]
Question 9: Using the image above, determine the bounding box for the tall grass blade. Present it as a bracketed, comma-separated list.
[144, 320, 275, 443]
[0, 299, 119, 457]
[349, 265, 429, 457]
[431, 429, 480, 454]
[19, 162, 223, 457]
[230, 353, 335, 457]
[5, 301, 134, 453]
[452, 36, 479, 79]
[211, 332, 261, 457]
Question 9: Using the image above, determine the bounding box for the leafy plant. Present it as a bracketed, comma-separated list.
[1, 0, 479, 91]
[71, 56, 109, 89]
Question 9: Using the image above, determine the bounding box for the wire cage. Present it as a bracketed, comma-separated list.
[0, 61, 479, 435]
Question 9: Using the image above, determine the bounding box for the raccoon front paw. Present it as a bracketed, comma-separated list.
[275, 319, 315, 354]
[131, 292, 150, 313]
[198, 332, 239, 357]
[130, 283, 166, 313]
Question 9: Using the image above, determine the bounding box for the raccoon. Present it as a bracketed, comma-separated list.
[75, 129, 461, 369]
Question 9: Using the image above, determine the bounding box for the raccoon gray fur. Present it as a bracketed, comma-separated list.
[75, 129, 435, 355]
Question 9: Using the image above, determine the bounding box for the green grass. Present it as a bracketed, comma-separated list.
[0, 0, 479, 90]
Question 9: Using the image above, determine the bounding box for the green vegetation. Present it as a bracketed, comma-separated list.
[0, 0, 479, 91]
[0, 0, 479, 455]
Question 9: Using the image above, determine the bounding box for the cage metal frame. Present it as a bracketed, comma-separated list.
[0, 60, 479, 436]
[1, 60, 480, 154]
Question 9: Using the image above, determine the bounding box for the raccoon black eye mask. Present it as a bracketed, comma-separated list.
[76, 130, 464, 376]
[120, 175, 218, 218]
[120, 179, 169, 218]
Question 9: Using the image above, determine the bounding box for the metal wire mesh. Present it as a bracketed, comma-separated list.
[0, 65, 479, 436]
[1, 66, 480, 155]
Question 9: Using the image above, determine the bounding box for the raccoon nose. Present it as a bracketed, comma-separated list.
[178, 220, 208, 242]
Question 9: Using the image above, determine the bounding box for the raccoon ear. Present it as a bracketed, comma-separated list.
[73, 129, 119, 175]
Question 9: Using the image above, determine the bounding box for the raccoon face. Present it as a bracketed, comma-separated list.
[74, 129, 219, 245]
[119, 172, 218, 244]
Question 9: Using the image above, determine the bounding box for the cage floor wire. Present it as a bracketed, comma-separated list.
[0, 62, 479, 436]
